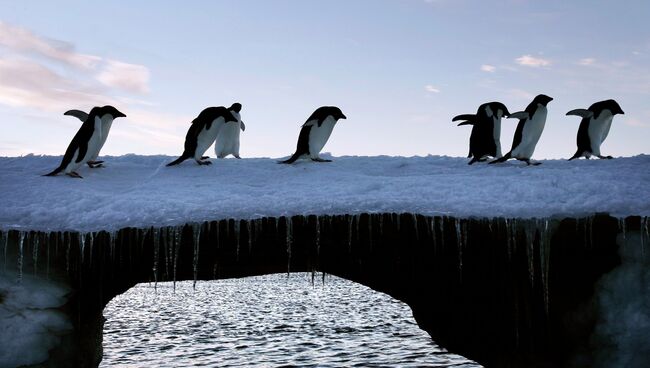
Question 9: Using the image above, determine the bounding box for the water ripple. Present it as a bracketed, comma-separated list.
[102, 273, 482, 367]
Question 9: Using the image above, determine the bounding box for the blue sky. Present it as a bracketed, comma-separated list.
[0, 0, 648, 158]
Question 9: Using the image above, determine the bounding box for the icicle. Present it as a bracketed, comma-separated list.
[79, 232, 86, 264]
[315, 216, 321, 256]
[153, 227, 159, 290]
[2, 231, 7, 272]
[524, 222, 535, 286]
[439, 217, 445, 246]
[18, 232, 24, 282]
[430, 217, 437, 252]
[110, 231, 117, 262]
[355, 214, 360, 245]
[412, 214, 419, 243]
[367, 215, 373, 250]
[455, 219, 463, 279]
[505, 219, 512, 260]
[286, 217, 292, 275]
[173, 226, 181, 291]
[641, 217, 647, 258]
[234, 220, 241, 261]
[539, 219, 551, 315]
[65, 232, 71, 273]
[88, 232, 94, 268]
[247, 221, 252, 253]
[32, 232, 39, 275]
[347, 215, 353, 252]
[396, 213, 401, 233]
[192, 223, 201, 290]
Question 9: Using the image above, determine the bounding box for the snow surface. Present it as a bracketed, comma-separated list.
[0, 154, 648, 232]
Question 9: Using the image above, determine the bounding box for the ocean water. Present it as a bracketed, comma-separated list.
[102, 273, 481, 367]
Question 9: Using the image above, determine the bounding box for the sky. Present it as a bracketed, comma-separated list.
[0, 0, 648, 159]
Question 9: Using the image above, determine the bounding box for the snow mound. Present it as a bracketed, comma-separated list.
[0, 154, 649, 232]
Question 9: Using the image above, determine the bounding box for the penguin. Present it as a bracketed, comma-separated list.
[166, 106, 238, 166]
[44, 106, 126, 178]
[63, 106, 121, 168]
[566, 99, 625, 160]
[279, 106, 347, 164]
[214, 102, 246, 159]
[453, 102, 510, 165]
[490, 94, 553, 166]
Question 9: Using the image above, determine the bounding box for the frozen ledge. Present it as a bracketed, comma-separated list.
[0, 154, 649, 232]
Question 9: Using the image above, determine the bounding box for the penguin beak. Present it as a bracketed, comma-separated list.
[115, 111, 126, 118]
[340, 113, 347, 120]
[617, 108, 625, 115]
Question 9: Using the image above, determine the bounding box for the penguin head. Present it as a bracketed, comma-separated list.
[229, 103, 242, 113]
[326, 106, 346, 120]
[484, 102, 510, 119]
[590, 99, 625, 119]
[100, 105, 127, 119]
[532, 94, 553, 107]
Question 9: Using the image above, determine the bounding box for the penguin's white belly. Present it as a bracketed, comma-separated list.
[493, 118, 502, 158]
[91, 120, 113, 160]
[195, 120, 223, 159]
[512, 109, 547, 159]
[587, 116, 611, 155]
[308, 118, 336, 158]
[215, 122, 241, 158]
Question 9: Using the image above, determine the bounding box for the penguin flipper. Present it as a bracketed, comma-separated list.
[64, 110, 89, 122]
[452, 114, 476, 122]
[240, 121, 246, 132]
[566, 109, 593, 118]
[457, 121, 475, 126]
[507, 111, 529, 120]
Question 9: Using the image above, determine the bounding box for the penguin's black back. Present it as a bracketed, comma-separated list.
[184, 106, 235, 155]
[303, 106, 343, 127]
[45, 107, 100, 176]
[576, 117, 592, 154]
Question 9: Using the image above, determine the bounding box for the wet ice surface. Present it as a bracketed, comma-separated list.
[1, 154, 649, 232]
[102, 273, 481, 367]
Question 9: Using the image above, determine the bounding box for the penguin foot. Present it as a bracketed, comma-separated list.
[235, 155, 241, 159]
[87, 160, 104, 165]
[526, 161, 542, 166]
[201, 156, 210, 160]
[598, 155, 613, 160]
[88, 163, 104, 168]
[312, 158, 332, 163]
[197, 160, 212, 166]
[66, 172, 83, 179]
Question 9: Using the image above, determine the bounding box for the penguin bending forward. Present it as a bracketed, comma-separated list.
[44, 106, 126, 178]
[214, 103, 246, 159]
[490, 94, 553, 166]
[453, 102, 510, 165]
[64, 106, 122, 168]
[566, 99, 624, 160]
[279, 106, 347, 164]
[166, 106, 238, 166]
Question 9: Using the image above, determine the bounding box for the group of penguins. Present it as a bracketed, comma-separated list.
[454, 95, 624, 165]
[44, 96, 623, 178]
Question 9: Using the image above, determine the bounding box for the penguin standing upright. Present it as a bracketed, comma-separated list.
[214, 103, 246, 159]
[166, 106, 238, 166]
[566, 99, 625, 160]
[279, 106, 347, 164]
[490, 94, 553, 165]
[453, 102, 510, 165]
[63, 105, 124, 168]
[44, 106, 126, 178]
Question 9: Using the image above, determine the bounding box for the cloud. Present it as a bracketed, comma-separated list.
[578, 58, 596, 66]
[515, 54, 551, 67]
[0, 57, 117, 112]
[96, 60, 150, 94]
[0, 21, 100, 69]
[480, 64, 496, 73]
[424, 85, 441, 93]
[623, 118, 650, 128]
[508, 88, 534, 101]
